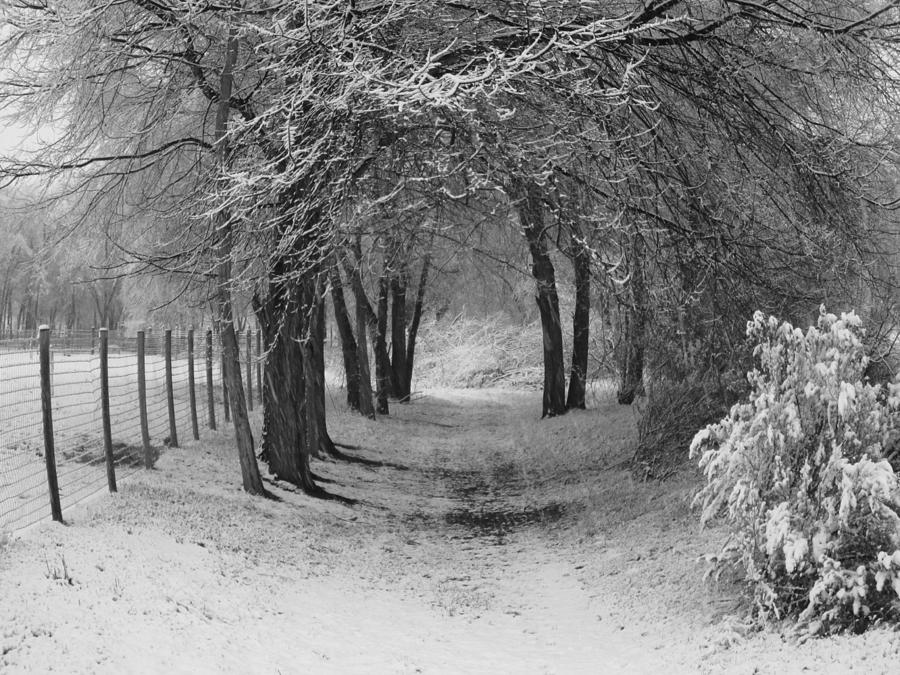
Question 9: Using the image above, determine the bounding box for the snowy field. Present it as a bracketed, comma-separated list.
[2, 388, 899, 673]
[0, 350, 220, 533]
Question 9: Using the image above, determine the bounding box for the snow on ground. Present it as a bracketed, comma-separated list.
[2, 387, 899, 673]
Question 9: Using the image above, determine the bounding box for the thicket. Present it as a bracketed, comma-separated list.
[692, 308, 900, 633]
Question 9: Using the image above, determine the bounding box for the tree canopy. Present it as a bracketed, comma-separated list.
[1, 0, 898, 490]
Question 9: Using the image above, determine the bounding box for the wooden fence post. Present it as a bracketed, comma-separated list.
[256, 328, 262, 406]
[49, 337, 55, 398]
[246, 330, 253, 412]
[165, 329, 179, 447]
[39, 326, 63, 522]
[136, 330, 153, 467]
[188, 329, 199, 440]
[99, 328, 117, 492]
[221, 349, 230, 423]
[206, 329, 216, 430]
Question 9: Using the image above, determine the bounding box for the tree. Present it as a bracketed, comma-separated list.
[404, 244, 432, 398]
[563, 217, 592, 410]
[0, 1, 272, 490]
[211, 27, 265, 496]
[328, 260, 362, 410]
[2, 0, 897, 470]
[512, 180, 568, 417]
[430, 0, 900, 413]
[344, 235, 391, 415]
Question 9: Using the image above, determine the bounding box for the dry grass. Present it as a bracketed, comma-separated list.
[475, 385, 698, 540]
[411, 314, 545, 389]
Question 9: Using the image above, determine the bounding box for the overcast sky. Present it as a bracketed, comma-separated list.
[0, 122, 33, 155]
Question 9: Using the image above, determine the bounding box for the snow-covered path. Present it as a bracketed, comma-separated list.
[2, 388, 898, 673]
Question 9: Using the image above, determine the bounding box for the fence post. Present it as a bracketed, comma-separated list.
[136, 330, 153, 467]
[164, 329, 179, 448]
[99, 328, 118, 492]
[221, 349, 230, 423]
[256, 328, 262, 406]
[246, 330, 253, 412]
[187, 329, 200, 440]
[49, 339, 55, 399]
[39, 326, 63, 522]
[206, 329, 216, 430]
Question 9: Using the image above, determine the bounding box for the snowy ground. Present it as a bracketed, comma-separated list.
[2, 387, 899, 673]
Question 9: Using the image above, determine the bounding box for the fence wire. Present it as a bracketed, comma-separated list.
[0, 328, 261, 534]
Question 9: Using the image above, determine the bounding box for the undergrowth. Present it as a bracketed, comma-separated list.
[633, 375, 736, 480]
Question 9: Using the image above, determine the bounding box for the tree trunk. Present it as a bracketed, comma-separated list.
[309, 274, 336, 457]
[302, 328, 321, 461]
[389, 257, 410, 402]
[404, 251, 431, 397]
[566, 238, 590, 410]
[249, 186, 326, 493]
[374, 267, 392, 413]
[255, 282, 317, 492]
[213, 29, 265, 495]
[617, 233, 647, 405]
[355, 293, 377, 419]
[218, 283, 264, 494]
[517, 182, 567, 418]
[329, 263, 361, 410]
[343, 248, 387, 415]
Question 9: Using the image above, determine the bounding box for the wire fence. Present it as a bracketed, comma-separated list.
[0, 326, 263, 534]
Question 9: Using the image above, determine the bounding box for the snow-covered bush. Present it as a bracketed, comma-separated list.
[691, 307, 900, 632]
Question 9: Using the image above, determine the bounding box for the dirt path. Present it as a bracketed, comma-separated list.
[312, 388, 680, 673]
[2, 388, 899, 673]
